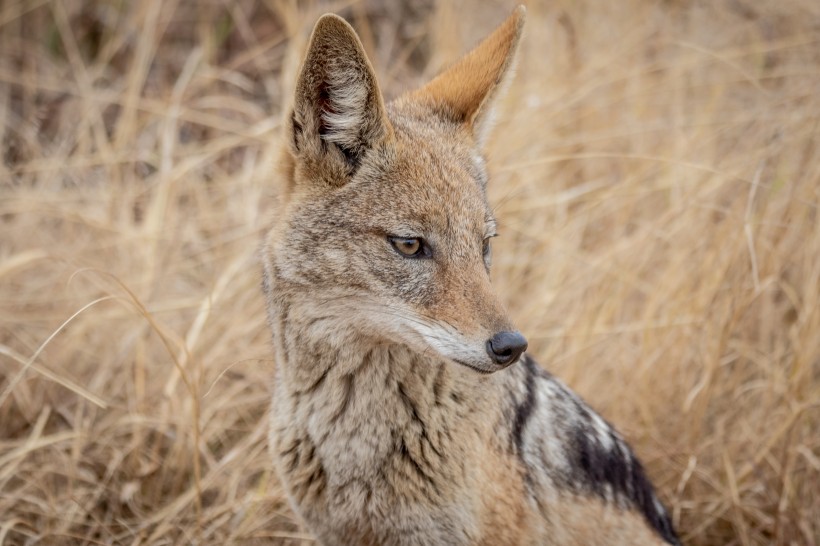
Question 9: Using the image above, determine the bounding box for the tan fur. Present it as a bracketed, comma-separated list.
[261, 7, 679, 545]
[409, 5, 525, 144]
[475, 443, 536, 545]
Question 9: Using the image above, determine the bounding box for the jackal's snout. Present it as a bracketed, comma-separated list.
[486, 331, 528, 366]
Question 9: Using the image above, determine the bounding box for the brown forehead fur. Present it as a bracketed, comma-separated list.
[278, 99, 492, 248]
[282, 92, 492, 227]
[357, 102, 490, 243]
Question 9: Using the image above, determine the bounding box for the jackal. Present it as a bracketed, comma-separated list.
[261, 6, 680, 545]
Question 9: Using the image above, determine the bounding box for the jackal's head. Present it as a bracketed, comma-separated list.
[264, 7, 527, 373]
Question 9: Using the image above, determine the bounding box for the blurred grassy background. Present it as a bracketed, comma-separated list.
[1, 0, 818, 544]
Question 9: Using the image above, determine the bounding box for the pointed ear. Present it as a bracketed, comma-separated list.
[410, 6, 525, 145]
[288, 14, 392, 177]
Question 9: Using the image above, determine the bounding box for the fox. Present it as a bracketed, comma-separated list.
[261, 5, 681, 545]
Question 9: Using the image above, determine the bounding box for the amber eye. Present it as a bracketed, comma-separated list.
[388, 236, 428, 258]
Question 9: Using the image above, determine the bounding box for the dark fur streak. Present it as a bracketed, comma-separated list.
[419, 426, 443, 460]
[609, 431, 630, 495]
[278, 302, 292, 365]
[280, 300, 291, 326]
[303, 440, 315, 464]
[304, 315, 332, 329]
[398, 437, 438, 492]
[291, 111, 302, 151]
[298, 366, 329, 396]
[397, 381, 422, 426]
[351, 347, 377, 376]
[396, 381, 442, 461]
[571, 426, 680, 545]
[329, 373, 355, 423]
[281, 438, 302, 473]
[307, 464, 325, 492]
[338, 143, 361, 173]
[432, 363, 445, 407]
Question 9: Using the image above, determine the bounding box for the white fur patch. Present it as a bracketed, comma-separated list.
[321, 65, 369, 150]
[590, 411, 615, 451]
[395, 315, 491, 370]
[531, 382, 571, 470]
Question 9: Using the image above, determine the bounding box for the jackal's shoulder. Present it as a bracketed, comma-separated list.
[506, 356, 681, 545]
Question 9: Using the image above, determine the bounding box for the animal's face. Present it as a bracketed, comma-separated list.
[265, 10, 528, 372]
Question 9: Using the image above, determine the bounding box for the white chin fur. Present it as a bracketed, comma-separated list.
[397, 317, 498, 372]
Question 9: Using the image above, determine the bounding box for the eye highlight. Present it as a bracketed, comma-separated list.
[388, 236, 431, 259]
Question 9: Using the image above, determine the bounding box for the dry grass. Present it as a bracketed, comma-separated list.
[1, 0, 818, 544]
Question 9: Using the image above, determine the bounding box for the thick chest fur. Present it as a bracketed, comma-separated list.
[269, 323, 537, 545]
[265, 298, 677, 546]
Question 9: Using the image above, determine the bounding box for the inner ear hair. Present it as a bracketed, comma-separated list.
[290, 14, 392, 175]
[315, 72, 368, 168]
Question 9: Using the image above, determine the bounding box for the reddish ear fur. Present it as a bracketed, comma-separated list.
[410, 5, 526, 144]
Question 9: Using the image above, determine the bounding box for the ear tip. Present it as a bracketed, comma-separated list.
[312, 13, 356, 36]
[511, 5, 527, 29]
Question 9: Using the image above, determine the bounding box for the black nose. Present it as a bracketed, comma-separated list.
[486, 331, 528, 365]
